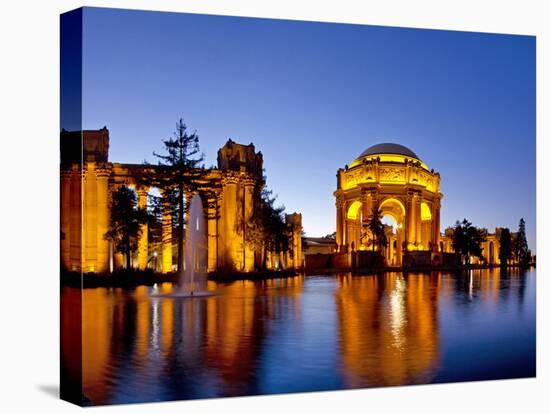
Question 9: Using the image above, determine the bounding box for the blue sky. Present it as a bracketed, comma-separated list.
[79, 7, 536, 251]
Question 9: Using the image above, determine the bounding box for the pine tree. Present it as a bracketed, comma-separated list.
[143, 118, 217, 274]
[514, 218, 530, 268]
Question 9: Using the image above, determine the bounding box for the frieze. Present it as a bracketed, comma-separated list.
[379, 167, 406, 183]
[341, 166, 374, 190]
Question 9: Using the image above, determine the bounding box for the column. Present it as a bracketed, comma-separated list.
[243, 179, 255, 272]
[221, 175, 238, 270]
[83, 163, 97, 272]
[360, 191, 370, 249]
[161, 193, 172, 273]
[60, 170, 72, 271]
[415, 195, 422, 248]
[137, 187, 149, 270]
[432, 201, 441, 253]
[396, 227, 403, 266]
[341, 200, 348, 251]
[207, 194, 219, 272]
[96, 168, 110, 273]
[335, 198, 343, 251]
[295, 215, 302, 269]
[406, 191, 415, 248]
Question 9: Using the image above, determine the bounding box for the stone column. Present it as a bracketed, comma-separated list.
[136, 187, 149, 270]
[243, 179, 255, 272]
[161, 192, 172, 273]
[432, 200, 441, 253]
[221, 175, 239, 270]
[341, 200, 348, 250]
[67, 164, 83, 271]
[360, 191, 370, 249]
[96, 168, 110, 273]
[396, 227, 403, 266]
[335, 198, 343, 251]
[295, 215, 302, 269]
[415, 194, 422, 248]
[60, 170, 72, 271]
[342, 199, 349, 251]
[406, 191, 415, 247]
[83, 163, 98, 272]
[206, 193, 219, 272]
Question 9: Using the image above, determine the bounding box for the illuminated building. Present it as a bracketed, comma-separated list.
[334, 143, 506, 267]
[60, 128, 303, 274]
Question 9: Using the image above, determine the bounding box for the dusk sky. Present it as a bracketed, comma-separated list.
[80, 7, 536, 250]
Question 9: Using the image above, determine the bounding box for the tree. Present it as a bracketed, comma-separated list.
[105, 185, 149, 270]
[513, 218, 530, 268]
[245, 188, 288, 270]
[451, 219, 486, 266]
[498, 228, 512, 267]
[363, 207, 387, 253]
[323, 232, 336, 240]
[143, 118, 216, 274]
[145, 196, 164, 270]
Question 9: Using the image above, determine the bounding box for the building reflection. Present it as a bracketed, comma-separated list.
[202, 277, 304, 395]
[60, 287, 82, 403]
[335, 272, 441, 387]
[70, 269, 532, 405]
[80, 277, 304, 404]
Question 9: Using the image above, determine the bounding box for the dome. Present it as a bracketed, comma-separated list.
[357, 143, 421, 161]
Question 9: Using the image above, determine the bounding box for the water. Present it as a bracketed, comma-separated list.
[62, 268, 536, 405]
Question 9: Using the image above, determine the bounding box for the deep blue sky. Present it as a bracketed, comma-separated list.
[80, 7, 536, 250]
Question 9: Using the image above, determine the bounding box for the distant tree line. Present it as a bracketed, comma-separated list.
[498, 218, 531, 268]
[450, 217, 531, 269]
[245, 187, 293, 270]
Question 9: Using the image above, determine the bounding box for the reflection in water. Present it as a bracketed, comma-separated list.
[335, 273, 440, 387]
[62, 268, 535, 405]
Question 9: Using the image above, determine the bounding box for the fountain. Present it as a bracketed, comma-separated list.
[153, 194, 215, 298]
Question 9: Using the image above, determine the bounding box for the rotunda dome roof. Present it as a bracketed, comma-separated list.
[356, 143, 421, 161]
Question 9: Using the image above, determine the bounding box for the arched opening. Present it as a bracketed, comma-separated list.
[379, 197, 406, 223]
[345, 201, 363, 252]
[381, 215, 398, 266]
[489, 241, 494, 265]
[347, 200, 362, 220]
[420, 202, 432, 221]
[420, 202, 432, 250]
[378, 198, 406, 266]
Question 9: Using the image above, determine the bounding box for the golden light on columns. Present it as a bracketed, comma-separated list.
[136, 186, 149, 271]
[60, 130, 303, 274]
[161, 190, 172, 273]
[243, 178, 256, 272]
[334, 143, 443, 264]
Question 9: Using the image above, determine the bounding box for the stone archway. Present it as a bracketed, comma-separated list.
[345, 200, 363, 252]
[378, 197, 406, 266]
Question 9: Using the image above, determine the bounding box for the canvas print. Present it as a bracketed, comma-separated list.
[60, 7, 536, 406]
